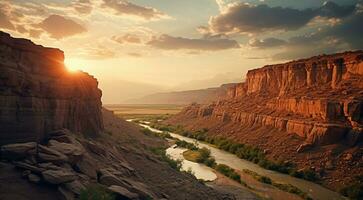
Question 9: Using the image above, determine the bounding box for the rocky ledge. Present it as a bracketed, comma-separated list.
[0, 129, 157, 200]
[0, 31, 103, 145]
[169, 51, 363, 149]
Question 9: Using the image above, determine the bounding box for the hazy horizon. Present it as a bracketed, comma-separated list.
[1, 0, 362, 103]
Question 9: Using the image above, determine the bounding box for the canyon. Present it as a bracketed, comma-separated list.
[166, 51, 363, 190]
[0, 32, 236, 200]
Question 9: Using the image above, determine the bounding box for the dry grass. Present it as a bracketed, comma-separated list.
[183, 150, 201, 162]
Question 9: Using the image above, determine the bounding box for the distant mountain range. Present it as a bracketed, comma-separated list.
[125, 83, 238, 104]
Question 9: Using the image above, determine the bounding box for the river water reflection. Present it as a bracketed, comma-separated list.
[139, 123, 345, 200]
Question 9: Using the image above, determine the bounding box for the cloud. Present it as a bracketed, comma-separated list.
[112, 34, 142, 44]
[0, 12, 15, 30]
[207, 1, 356, 34]
[249, 37, 287, 48]
[148, 34, 240, 51]
[101, 0, 167, 20]
[261, 10, 363, 60]
[72, 0, 93, 14]
[38, 15, 87, 39]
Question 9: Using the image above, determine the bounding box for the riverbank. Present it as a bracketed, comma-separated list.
[136, 120, 345, 200]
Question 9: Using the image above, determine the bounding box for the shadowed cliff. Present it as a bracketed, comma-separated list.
[0, 31, 103, 145]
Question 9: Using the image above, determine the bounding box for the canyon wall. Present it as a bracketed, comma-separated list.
[0, 31, 103, 145]
[168, 51, 363, 148]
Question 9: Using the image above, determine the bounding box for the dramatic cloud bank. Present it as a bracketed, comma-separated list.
[207, 1, 355, 34]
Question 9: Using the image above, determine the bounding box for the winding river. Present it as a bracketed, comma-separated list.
[137, 123, 346, 200]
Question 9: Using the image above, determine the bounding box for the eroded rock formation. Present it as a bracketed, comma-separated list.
[0, 31, 103, 145]
[168, 51, 363, 148]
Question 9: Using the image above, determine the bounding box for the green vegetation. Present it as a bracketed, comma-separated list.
[79, 184, 115, 200]
[183, 147, 217, 168]
[141, 128, 172, 139]
[340, 176, 363, 200]
[215, 164, 242, 183]
[149, 147, 182, 171]
[243, 169, 312, 200]
[175, 140, 198, 150]
[149, 122, 319, 182]
[243, 169, 272, 184]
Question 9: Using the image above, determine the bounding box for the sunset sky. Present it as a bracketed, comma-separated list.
[1, 0, 362, 103]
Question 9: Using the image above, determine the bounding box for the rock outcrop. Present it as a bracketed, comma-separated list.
[0, 31, 103, 145]
[168, 51, 363, 148]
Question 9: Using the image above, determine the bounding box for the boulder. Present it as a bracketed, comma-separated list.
[0, 142, 36, 160]
[13, 161, 44, 174]
[22, 170, 31, 178]
[75, 154, 98, 179]
[42, 169, 77, 184]
[28, 173, 41, 183]
[64, 180, 85, 195]
[47, 139, 84, 164]
[86, 141, 107, 156]
[38, 162, 63, 171]
[122, 178, 156, 199]
[108, 185, 139, 200]
[99, 169, 124, 186]
[99, 170, 155, 200]
[38, 145, 68, 163]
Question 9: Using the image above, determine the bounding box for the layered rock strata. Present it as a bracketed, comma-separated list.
[0, 31, 103, 145]
[168, 51, 363, 148]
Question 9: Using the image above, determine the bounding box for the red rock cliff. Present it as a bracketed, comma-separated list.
[0, 31, 103, 145]
[168, 51, 363, 148]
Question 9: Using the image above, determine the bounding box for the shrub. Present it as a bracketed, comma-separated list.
[149, 147, 182, 171]
[215, 164, 241, 183]
[204, 157, 216, 168]
[272, 183, 312, 200]
[196, 147, 211, 163]
[141, 128, 172, 139]
[175, 140, 198, 150]
[79, 184, 115, 200]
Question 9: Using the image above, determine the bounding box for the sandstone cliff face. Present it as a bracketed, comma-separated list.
[244, 52, 363, 95]
[168, 51, 363, 147]
[0, 32, 103, 145]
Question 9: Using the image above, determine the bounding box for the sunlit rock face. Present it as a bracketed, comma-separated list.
[169, 51, 363, 147]
[0, 31, 103, 145]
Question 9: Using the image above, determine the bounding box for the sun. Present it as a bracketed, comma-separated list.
[64, 58, 84, 72]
